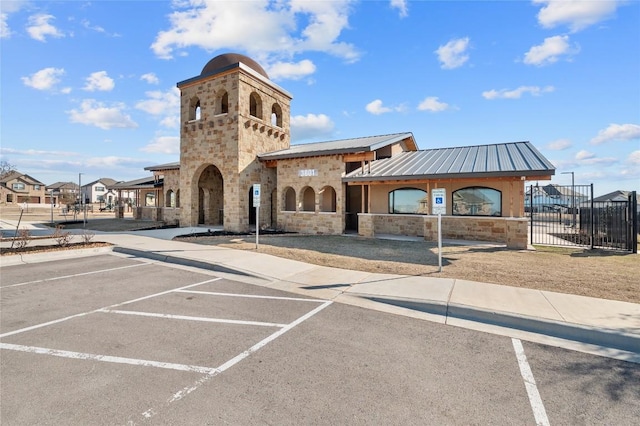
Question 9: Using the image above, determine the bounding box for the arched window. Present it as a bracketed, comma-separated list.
[188, 97, 201, 121]
[388, 188, 428, 214]
[218, 91, 228, 114]
[319, 186, 336, 212]
[271, 103, 282, 127]
[283, 187, 296, 211]
[249, 92, 262, 119]
[452, 187, 502, 216]
[301, 186, 315, 212]
[166, 190, 173, 207]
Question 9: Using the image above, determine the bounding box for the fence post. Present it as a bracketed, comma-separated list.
[590, 184, 594, 250]
[631, 191, 638, 254]
[529, 185, 533, 245]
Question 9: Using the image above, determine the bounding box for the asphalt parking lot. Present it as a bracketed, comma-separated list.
[1, 253, 638, 425]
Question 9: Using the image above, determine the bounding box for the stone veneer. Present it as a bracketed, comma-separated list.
[358, 213, 528, 249]
[178, 65, 291, 232]
[275, 154, 345, 234]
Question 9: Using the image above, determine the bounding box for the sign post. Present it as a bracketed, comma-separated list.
[253, 184, 261, 249]
[431, 188, 446, 272]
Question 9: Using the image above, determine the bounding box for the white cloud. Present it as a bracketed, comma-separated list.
[135, 87, 180, 128]
[534, 0, 620, 32]
[545, 139, 572, 151]
[68, 99, 138, 130]
[523, 35, 579, 66]
[83, 71, 115, 92]
[590, 123, 640, 145]
[365, 99, 392, 115]
[290, 113, 334, 141]
[435, 37, 470, 69]
[575, 149, 617, 166]
[1, 1, 28, 38]
[390, 0, 408, 18]
[1, 13, 10, 38]
[151, 0, 359, 63]
[418, 97, 450, 112]
[628, 150, 640, 165]
[482, 85, 555, 100]
[575, 150, 595, 160]
[26, 13, 64, 42]
[21, 67, 65, 91]
[268, 59, 316, 80]
[140, 135, 180, 154]
[140, 73, 160, 85]
[0, 147, 77, 157]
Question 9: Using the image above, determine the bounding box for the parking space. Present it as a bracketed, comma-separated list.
[1, 253, 638, 425]
[1, 254, 331, 424]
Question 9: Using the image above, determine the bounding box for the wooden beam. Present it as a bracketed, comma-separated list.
[264, 160, 278, 168]
[343, 152, 375, 162]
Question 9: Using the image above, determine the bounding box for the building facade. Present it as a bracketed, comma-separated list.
[142, 53, 556, 248]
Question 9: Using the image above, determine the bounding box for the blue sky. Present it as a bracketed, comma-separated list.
[1, 0, 638, 196]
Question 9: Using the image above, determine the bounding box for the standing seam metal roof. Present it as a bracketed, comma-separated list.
[258, 132, 416, 160]
[343, 141, 555, 181]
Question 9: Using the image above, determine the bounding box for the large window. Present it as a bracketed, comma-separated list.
[452, 187, 502, 216]
[12, 183, 25, 190]
[388, 188, 428, 214]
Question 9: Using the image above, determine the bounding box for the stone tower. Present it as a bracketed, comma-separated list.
[177, 53, 292, 231]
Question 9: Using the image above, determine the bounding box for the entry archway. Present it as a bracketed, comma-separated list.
[196, 165, 224, 225]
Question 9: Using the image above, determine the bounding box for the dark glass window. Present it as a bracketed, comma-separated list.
[452, 187, 502, 216]
[388, 188, 428, 214]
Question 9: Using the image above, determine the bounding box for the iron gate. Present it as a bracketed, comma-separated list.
[528, 185, 638, 253]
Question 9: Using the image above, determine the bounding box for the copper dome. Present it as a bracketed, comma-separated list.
[200, 53, 269, 79]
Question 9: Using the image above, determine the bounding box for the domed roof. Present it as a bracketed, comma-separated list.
[201, 53, 269, 79]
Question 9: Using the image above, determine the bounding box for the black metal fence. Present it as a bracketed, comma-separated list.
[528, 185, 638, 253]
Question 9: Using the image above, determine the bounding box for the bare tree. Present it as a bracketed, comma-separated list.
[0, 160, 16, 178]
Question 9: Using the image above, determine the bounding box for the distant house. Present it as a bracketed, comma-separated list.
[524, 183, 588, 212]
[46, 181, 79, 205]
[592, 190, 640, 219]
[0, 171, 47, 204]
[593, 190, 639, 205]
[82, 178, 117, 203]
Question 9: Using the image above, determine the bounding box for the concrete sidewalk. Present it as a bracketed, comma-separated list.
[1, 224, 639, 363]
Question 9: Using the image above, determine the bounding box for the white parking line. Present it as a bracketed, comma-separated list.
[0, 342, 219, 374]
[1, 270, 334, 423]
[100, 309, 287, 328]
[0, 263, 149, 289]
[177, 289, 327, 303]
[512, 338, 550, 426]
[0, 278, 222, 338]
[164, 300, 333, 406]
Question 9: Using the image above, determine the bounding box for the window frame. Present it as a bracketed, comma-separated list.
[388, 187, 428, 215]
[452, 186, 502, 217]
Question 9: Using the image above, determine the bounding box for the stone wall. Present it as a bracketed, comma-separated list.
[178, 67, 291, 232]
[275, 154, 345, 232]
[358, 213, 529, 249]
[134, 206, 162, 222]
[371, 214, 424, 236]
[162, 207, 181, 225]
[280, 211, 343, 234]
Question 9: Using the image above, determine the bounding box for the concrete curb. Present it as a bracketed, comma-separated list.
[115, 245, 640, 354]
[355, 294, 640, 354]
[0, 246, 114, 267]
[112, 247, 264, 280]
